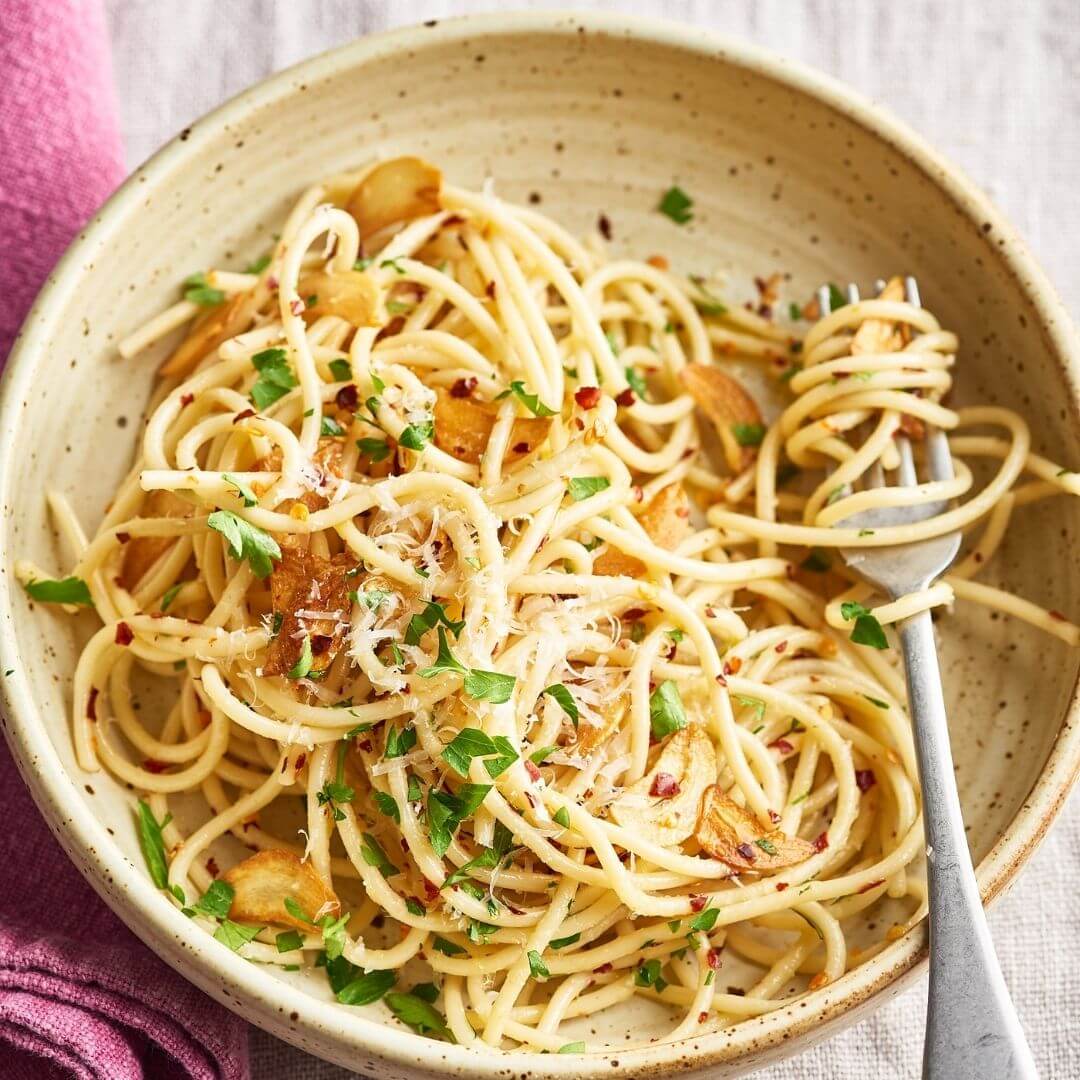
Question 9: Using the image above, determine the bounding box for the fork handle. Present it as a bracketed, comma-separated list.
[898, 610, 1038, 1080]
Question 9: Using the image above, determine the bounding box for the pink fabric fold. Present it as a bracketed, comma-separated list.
[0, 1, 249, 1076]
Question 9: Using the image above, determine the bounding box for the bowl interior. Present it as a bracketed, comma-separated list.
[2, 13, 1078, 1078]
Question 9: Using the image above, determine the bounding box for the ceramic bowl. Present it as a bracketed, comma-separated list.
[1, 11, 1078, 1078]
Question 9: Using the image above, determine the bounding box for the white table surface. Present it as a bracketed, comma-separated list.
[103, 2, 1080, 1076]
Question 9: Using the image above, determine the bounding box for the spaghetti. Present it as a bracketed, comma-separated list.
[20, 157, 1080, 1052]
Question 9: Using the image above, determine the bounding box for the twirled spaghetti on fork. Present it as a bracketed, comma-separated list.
[20, 157, 1080, 1052]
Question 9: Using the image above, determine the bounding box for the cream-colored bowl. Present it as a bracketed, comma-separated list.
[1, 11, 1078, 1078]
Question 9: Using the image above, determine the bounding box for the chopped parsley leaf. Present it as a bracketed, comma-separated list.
[160, 582, 183, 611]
[360, 832, 399, 877]
[462, 669, 516, 704]
[383, 725, 418, 759]
[731, 422, 766, 447]
[135, 800, 176, 895]
[540, 683, 579, 724]
[374, 790, 400, 824]
[328, 357, 352, 381]
[840, 601, 889, 650]
[567, 475, 610, 502]
[527, 950, 550, 979]
[384, 992, 451, 1039]
[498, 380, 557, 417]
[276, 930, 304, 953]
[418, 626, 467, 678]
[398, 420, 434, 451]
[286, 635, 314, 680]
[23, 576, 93, 606]
[213, 920, 262, 951]
[356, 437, 391, 462]
[191, 879, 234, 920]
[648, 680, 687, 739]
[658, 186, 693, 224]
[624, 366, 649, 401]
[250, 347, 297, 409]
[183, 271, 225, 306]
[337, 969, 396, 1006]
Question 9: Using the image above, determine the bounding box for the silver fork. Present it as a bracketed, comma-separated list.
[822, 278, 1038, 1080]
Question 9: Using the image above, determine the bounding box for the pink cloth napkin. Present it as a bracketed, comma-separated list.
[0, 2, 249, 1077]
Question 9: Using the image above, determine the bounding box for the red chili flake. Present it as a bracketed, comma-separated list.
[512, 441, 530, 454]
[855, 769, 877, 793]
[525, 760, 542, 782]
[289, 298, 305, 316]
[622, 608, 646, 620]
[857, 879, 886, 895]
[775, 640, 788, 654]
[714, 674, 727, 687]
[114, 622, 134, 646]
[646, 254, 669, 270]
[295, 754, 307, 771]
[575, 386, 601, 409]
[450, 376, 477, 399]
[899, 413, 926, 440]
[768, 809, 781, 824]
[180, 393, 195, 407]
[267, 275, 278, 290]
[115, 531, 131, 544]
[706, 948, 723, 970]
[736, 842, 756, 861]
[690, 894, 707, 913]
[443, 214, 465, 227]
[591, 962, 614, 975]
[232, 408, 255, 424]
[614, 388, 635, 407]
[524, 791, 538, 809]
[597, 213, 612, 241]
[631, 485, 644, 503]
[335, 384, 359, 409]
[813, 832, 829, 852]
[206, 857, 220, 877]
[650, 772, 681, 798]
[142, 758, 168, 773]
[423, 879, 440, 901]
[310, 634, 332, 655]
[698, 1011, 709, 1024]
[1049, 610, 1067, 621]
[723, 656, 742, 676]
[769, 738, 794, 754]
[775, 882, 789, 892]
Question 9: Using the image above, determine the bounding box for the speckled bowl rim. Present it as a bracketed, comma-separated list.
[1, 10, 1078, 1077]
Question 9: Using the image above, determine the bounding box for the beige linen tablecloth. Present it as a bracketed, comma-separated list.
[103, 2, 1080, 1076]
